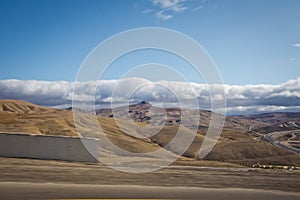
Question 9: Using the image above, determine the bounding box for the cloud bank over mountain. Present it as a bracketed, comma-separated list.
[0, 77, 300, 115]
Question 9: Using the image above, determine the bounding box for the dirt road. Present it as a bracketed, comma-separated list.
[1, 182, 300, 200]
[0, 157, 299, 199]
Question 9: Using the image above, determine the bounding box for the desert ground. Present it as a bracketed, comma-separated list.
[0, 157, 299, 200]
[1, 100, 300, 166]
[1, 100, 300, 199]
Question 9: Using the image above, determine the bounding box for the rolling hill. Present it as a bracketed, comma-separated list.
[0, 99, 52, 114]
[0, 99, 299, 166]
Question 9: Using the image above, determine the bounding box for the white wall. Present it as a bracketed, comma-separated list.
[0, 133, 99, 163]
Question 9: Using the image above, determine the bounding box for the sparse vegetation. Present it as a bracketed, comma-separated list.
[0, 99, 299, 167]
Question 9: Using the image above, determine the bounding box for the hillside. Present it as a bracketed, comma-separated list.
[0, 99, 53, 114]
[96, 101, 254, 131]
[96, 101, 300, 132]
[229, 112, 300, 133]
[0, 99, 299, 166]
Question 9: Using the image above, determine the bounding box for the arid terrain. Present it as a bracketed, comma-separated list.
[0, 99, 300, 199]
[0, 157, 299, 200]
[1, 99, 299, 166]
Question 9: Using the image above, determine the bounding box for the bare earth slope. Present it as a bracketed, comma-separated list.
[0, 99, 52, 114]
[0, 100, 77, 136]
[0, 99, 299, 166]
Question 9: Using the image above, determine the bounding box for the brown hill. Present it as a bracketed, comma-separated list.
[0, 99, 79, 136]
[0, 99, 299, 166]
[96, 101, 258, 131]
[96, 101, 300, 165]
[228, 112, 300, 132]
[0, 99, 52, 114]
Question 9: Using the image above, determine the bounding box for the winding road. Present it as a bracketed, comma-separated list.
[263, 130, 300, 154]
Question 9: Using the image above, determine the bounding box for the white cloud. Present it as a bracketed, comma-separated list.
[155, 10, 173, 20]
[150, 0, 191, 21]
[1, 77, 300, 115]
[147, 0, 205, 20]
[225, 105, 300, 115]
[293, 43, 300, 47]
[152, 0, 187, 12]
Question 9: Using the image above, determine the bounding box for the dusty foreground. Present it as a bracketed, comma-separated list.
[1, 182, 300, 200]
[0, 157, 300, 200]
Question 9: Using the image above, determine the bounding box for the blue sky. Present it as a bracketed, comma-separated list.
[1, 0, 300, 114]
[0, 0, 299, 85]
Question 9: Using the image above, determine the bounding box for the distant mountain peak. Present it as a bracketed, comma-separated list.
[137, 101, 151, 105]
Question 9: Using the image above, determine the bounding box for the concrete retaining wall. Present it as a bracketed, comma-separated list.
[0, 133, 99, 163]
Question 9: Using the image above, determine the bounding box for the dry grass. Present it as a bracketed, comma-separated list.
[1, 99, 299, 167]
[172, 159, 244, 168]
